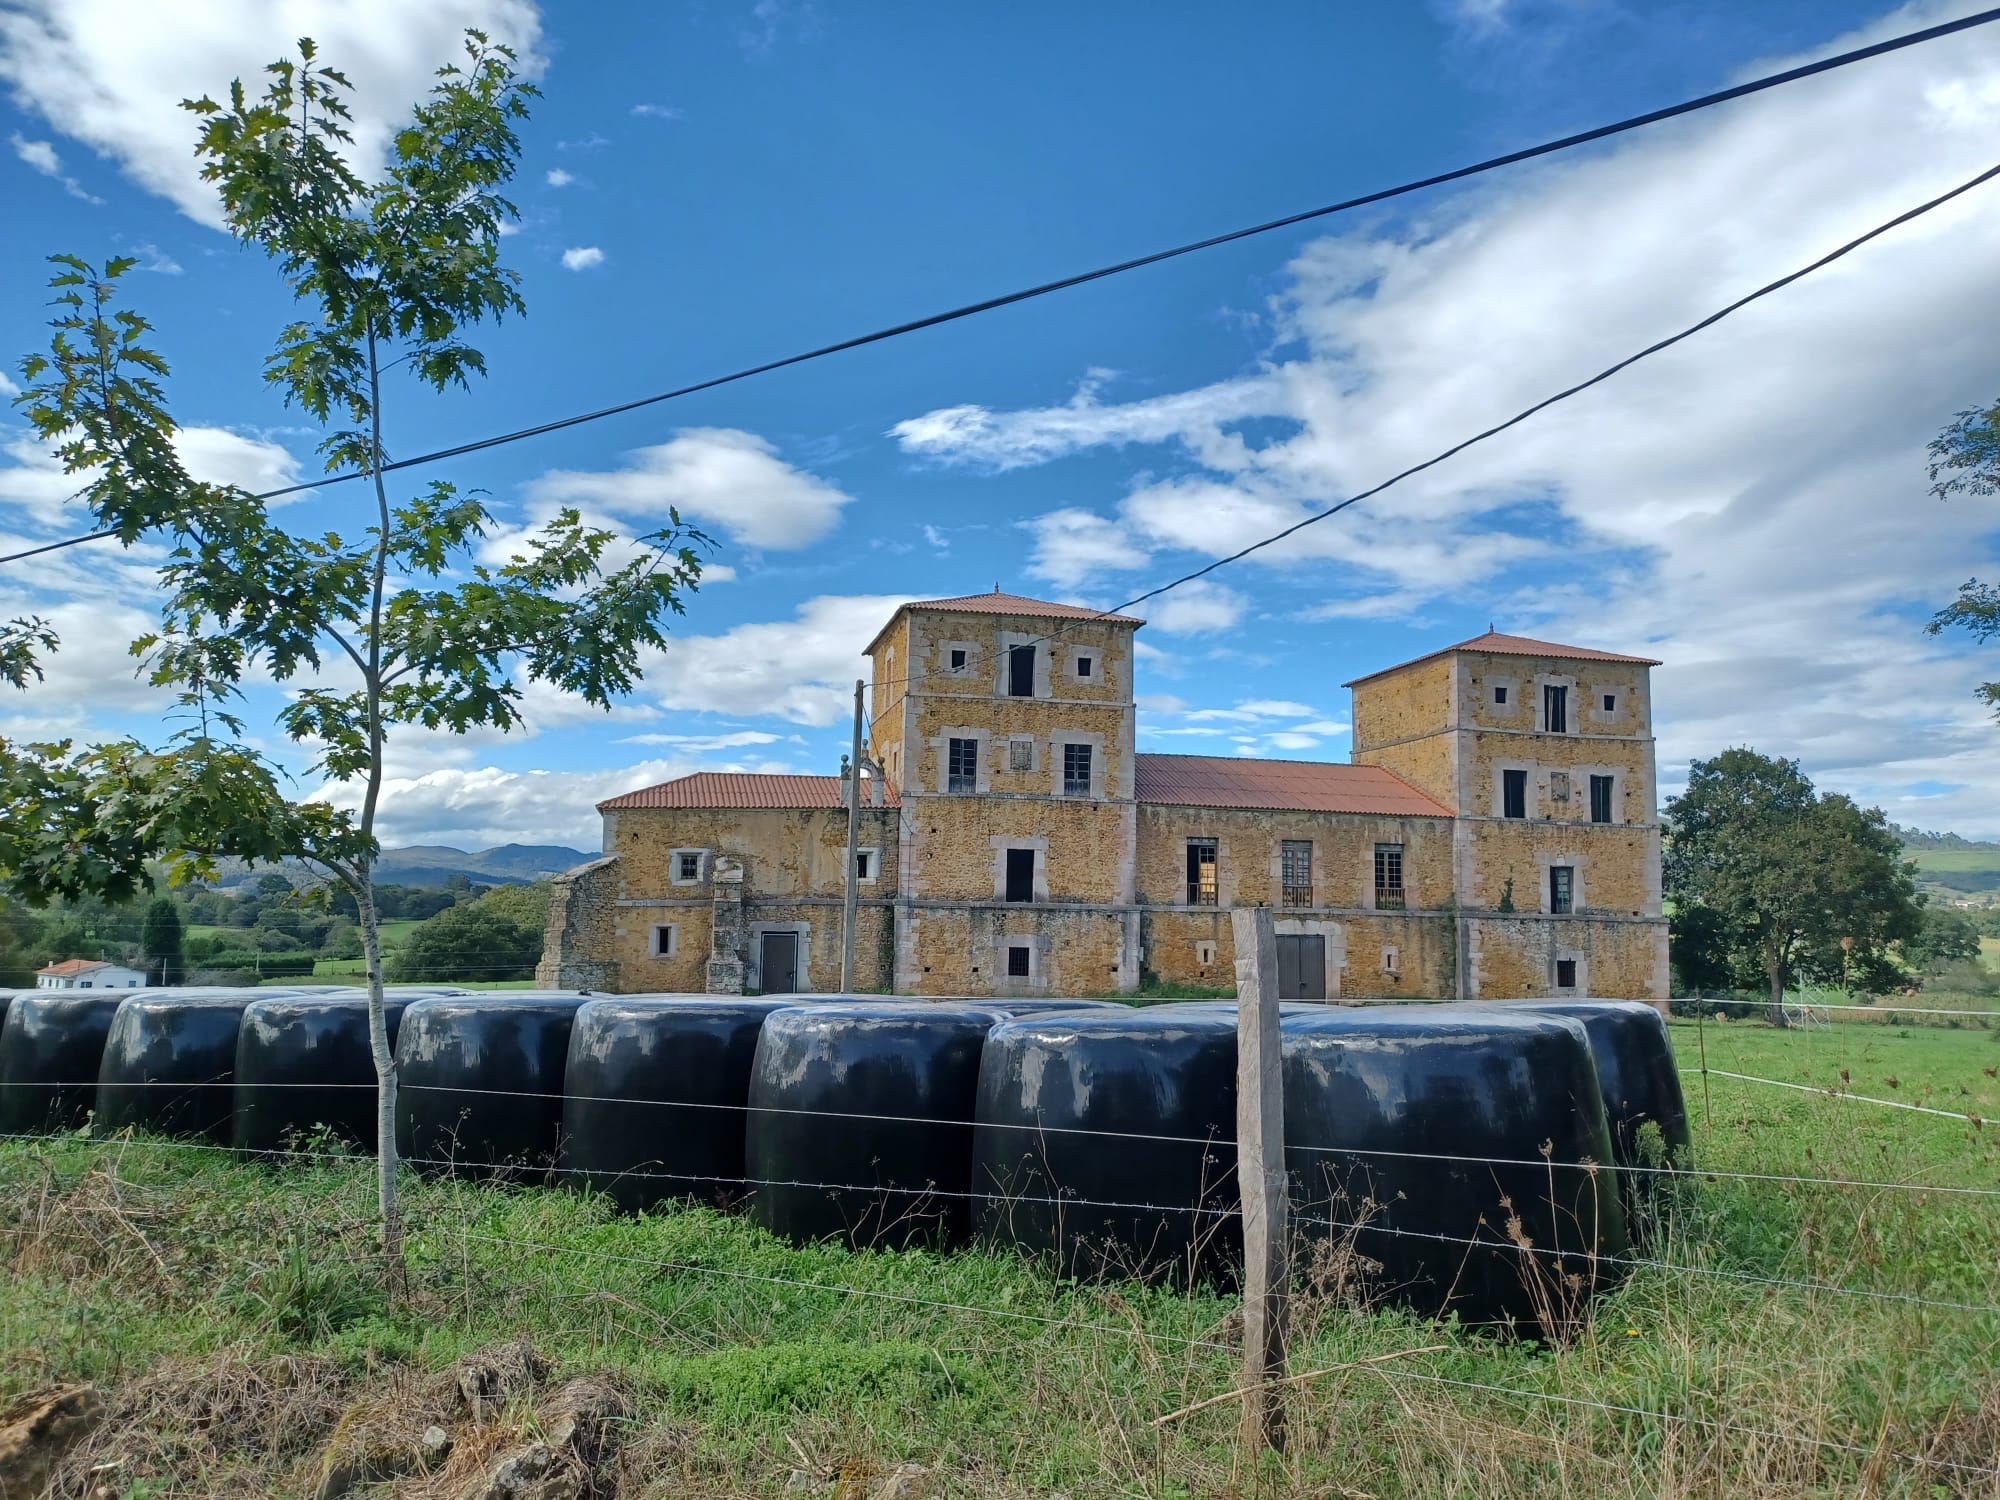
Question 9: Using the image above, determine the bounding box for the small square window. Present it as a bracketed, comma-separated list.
[1602, 693, 1616, 713]
[1076, 654, 1094, 679]
[949, 648, 968, 672]
[1555, 957, 1578, 989]
[1194, 940, 1217, 966]
[855, 850, 872, 880]
[1006, 945, 1032, 978]
[1493, 685, 1508, 705]
[1008, 738, 1033, 773]
[650, 924, 676, 958]
[1382, 946, 1400, 974]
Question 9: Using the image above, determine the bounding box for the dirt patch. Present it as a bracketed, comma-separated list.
[0, 1385, 103, 1500]
[45, 1353, 351, 1499]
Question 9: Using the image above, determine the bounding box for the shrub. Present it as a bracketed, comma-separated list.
[391, 904, 541, 983]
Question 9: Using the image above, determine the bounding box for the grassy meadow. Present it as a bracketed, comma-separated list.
[2, 1015, 1996, 1497]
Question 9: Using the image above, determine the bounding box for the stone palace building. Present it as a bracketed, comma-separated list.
[538, 590, 1668, 1001]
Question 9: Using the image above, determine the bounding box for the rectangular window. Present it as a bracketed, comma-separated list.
[1550, 865, 1575, 915]
[947, 737, 978, 793]
[1185, 838, 1218, 906]
[1374, 842, 1405, 909]
[855, 850, 873, 881]
[1008, 737, 1033, 773]
[1493, 685, 1508, 705]
[650, 924, 675, 957]
[1544, 684, 1569, 733]
[1076, 654, 1094, 679]
[1382, 946, 1400, 974]
[1004, 848, 1035, 903]
[1555, 957, 1578, 989]
[677, 851, 702, 882]
[1601, 692, 1616, 713]
[1062, 742, 1093, 797]
[1502, 768, 1528, 819]
[1589, 774, 1614, 824]
[1007, 644, 1035, 697]
[1280, 840, 1313, 907]
[949, 647, 968, 672]
[1006, 945, 1032, 978]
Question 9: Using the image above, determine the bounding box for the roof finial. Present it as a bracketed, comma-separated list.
[993, 582, 1000, 593]
[1488, 621, 1495, 634]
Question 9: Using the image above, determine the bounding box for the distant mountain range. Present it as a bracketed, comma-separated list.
[209, 843, 594, 891]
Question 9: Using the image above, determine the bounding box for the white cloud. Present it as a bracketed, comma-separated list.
[922, 523, 949, 550]
[524, 428, 853, 550]
[545, 167, 574, 188]
[0, 1, 545, 226]
[1184, 700, 1317, 723]
[631, 102, 682, 119]
[637, 593, 915, 726]
[0, 424, 303, 534]
[8, 129, 99, 201]
[0, 371, 17, 397]
[129, 242, 181, 274]
[887, 4, 2000, 836]
[615, 729, 784, 751]
[561, 245, 605, 271]
[314, 754, 804, 849]
[1022, 507, 1148, 589]
[1143, 579, 1247, 635]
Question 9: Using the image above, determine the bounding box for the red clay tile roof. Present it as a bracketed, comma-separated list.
[866, 590, 1142, 655]
[1343, 630, 1662, 687]
[598, 771, 899, 812]
[1135, 754, 1452, 818]
[37, 958, 114, 977]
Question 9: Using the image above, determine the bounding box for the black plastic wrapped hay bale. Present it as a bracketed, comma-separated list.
[1504, 1000, 1692, 1234]
[1503, 1001, 1691, 1169]
[0, 992, 133, 1134]
[95, 991, 264, 1141]
[561, 996, 798, 1211]
[973, 1009, 1239, 1283]
[394, 996, 587, 1180]
[233, 993, 430, 1154]
[746, 1002, 1004, 1250]
[1282, 1006, 1629, 1331]
[979, 998, 1134, 1017]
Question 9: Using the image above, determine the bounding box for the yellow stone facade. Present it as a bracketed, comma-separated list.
[540, 596, 1668, 1003]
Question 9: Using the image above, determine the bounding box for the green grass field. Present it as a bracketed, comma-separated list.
[4, 1014, 1997, 1496]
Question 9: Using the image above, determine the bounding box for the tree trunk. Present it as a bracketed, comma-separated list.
[358, 870, 403, 1266]
[1765, 944, 1788, 1028]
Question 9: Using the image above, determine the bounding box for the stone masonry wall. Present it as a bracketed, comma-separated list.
[1134, 804, 1454, 910]
[536, 855, 621, 990]
[899, 903, 1133, 997]
[1465, 914, 1668, 1000]
[1141, 907, 1455, 998]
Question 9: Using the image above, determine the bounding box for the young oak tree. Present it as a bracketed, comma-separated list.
[6, 34, 705, 1257]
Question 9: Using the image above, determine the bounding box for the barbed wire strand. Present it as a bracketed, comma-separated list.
[24, 1070, 2000, 1193]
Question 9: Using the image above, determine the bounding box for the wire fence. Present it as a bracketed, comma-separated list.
[3, 999, 1997, 1490]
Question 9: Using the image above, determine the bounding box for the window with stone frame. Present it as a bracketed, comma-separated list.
[650, 924, 676, 957]
[1589, 774, 1615, 824]
[1006, 944, 1032, 978]
[1549, 865, 1575, 915]
[947, 737, 978, 793]
[1062, 742, 1093, 796]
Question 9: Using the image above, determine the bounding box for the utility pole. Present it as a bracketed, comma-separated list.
[1231, 904, 1288, 1454]
[840, 677, 864, 993]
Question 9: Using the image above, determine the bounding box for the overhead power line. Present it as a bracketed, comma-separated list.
[4, 4, 1998, 569]
[863, 155, 2000, 709]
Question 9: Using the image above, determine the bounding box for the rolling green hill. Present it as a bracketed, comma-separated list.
[1906, 845, 2000, 896]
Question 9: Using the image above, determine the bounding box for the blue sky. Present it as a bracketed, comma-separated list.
[2, 0, 1997, 847]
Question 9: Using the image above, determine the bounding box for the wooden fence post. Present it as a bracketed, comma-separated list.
[1231, 904, 1288, 1454]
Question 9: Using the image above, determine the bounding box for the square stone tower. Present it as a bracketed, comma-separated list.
[1347, 630, 1668, 999]
[865, 590, 1142, 995]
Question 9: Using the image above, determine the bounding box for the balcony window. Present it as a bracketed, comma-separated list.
[1185, 838, 1218, 906]
[1062, 742, 1093, 797]
[1550, 865, 1575, 915]
[947, 737, 978, 793]
[1280, 840, 1313, 907]
[1374, 842, 1405, 909]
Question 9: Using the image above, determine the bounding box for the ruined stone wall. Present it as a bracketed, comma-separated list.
[536, 855, 621, 991]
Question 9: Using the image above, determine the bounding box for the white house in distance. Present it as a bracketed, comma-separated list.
[36, 959, 146, 990]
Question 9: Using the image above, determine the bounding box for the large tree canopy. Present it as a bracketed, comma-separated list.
[1664, 748, 1922, 1012]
